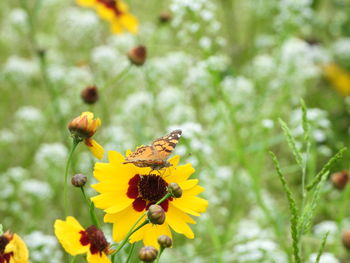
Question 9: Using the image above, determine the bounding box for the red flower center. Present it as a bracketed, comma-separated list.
[0, 236, 13, 263]
[96, 0, 123, 16]
[127, 174, 173, 212]
[79, 226, 109, 255]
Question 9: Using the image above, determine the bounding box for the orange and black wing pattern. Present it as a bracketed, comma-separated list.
[123, 130, 182, 169]
[152, 129, 182, 159]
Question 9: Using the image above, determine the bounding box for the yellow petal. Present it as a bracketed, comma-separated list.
[108, 151, 125, 165]
[172, 196, 208, 216]
[91, 193, 132, 213]
[76, 0, 95, 7]
[142, 223, 172, 249]
[165, 163, 195, 183]
[105, 207, 144, 242]
[96, 5, 114, 21]
[86, 251, 111, 263]
[87, 139, 104, 160]
[54, 217, 88, 255]
[4, 234, 29, 263]
[166, 204, 195, 239]
[119, 14, 138, 34]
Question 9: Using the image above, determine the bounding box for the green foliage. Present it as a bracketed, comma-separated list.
[0, 224, 3, 235]
[270, 151, 301, 263]
[315, 232, 329, 263]
[306, 147, 347, 191]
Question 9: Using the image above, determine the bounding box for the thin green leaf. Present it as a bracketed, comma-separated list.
[306, 147, 347, 191]
[299, 171, 328, 235]
[0, 224, 3, 235]
[300, 99, 310, 142]
[279, 118, 303, 168]
[269, 151, 301, 263]
[315, 232, 329, 263]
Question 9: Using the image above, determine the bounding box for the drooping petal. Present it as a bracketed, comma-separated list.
[54, 217, 89, 255]
[86, 139, 104, 160]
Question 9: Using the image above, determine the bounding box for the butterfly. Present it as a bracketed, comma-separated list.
[123, 129, 182, 170]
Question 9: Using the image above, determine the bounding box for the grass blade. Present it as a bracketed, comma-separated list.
[279, 118, 303, 169]
[306, 147, 347, 191]
[270, 151, 301, 263]
[315, 232, 329, 263]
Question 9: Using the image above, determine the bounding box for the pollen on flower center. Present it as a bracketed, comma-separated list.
[127, 174, 172, 212]
[79, 226, 109, 255]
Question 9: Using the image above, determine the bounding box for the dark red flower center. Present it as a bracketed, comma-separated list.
[96, 0, 123, 16]
[79, 226, 109, 256]
[0, 236, 13, 263]
[127, 174, 173, 212]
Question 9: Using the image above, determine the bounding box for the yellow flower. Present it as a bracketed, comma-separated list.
[76, 0, 138, 34]
[54, 216, 111, 263]
[0, 231, 29, 263]
[68, 112, 104, 159]
[323, 63, 350, 96]
[91, 151, 208, 249]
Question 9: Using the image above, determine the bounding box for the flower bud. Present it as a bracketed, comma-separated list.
[342, 229, 350, 250]
[159, 11, 172, 23]
[139, 246, 158, 262]
[81, 85, 99, 104]
[168, 182, 182, 198]
[147, 205, 165, 225]
[128, 45, 147, 66]
[157, 235, 172, 248]
[68, 112, 101, 140]
[331, 170, 349, 190]
[71, 174, 87, 187]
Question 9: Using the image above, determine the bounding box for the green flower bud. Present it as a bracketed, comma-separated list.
[138, 246, 158, 262]
[157, 235, 172, 248]
[147, 205, 165, 225]
[168, 182, 182, 198]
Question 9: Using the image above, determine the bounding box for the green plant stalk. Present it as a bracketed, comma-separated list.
[270, 151, 301, 263]
[125, 243, 136, 263]
[80, 187, 101, 228]
[315, 232, 329, 263]
[112, 220, 149, 255]
[64, 139, 80, 216]
[70, 256, 76, 263]
[111, 192, 173, 254]
[155, 247, 165, 263]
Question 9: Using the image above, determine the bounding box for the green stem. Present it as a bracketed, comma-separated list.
[103, 65, 132, 91]
[70, 256, 76, 263]
[110, 192, 173, 254]
[64, 139, 80, 216]
[112, 220, 149, 254]
[125, 243, 136, 263]
[155, 247, 164, 263]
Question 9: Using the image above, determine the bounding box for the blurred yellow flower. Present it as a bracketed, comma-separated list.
[91, 151, 208, 249]
[54, 216, 111, 263]
[76, 0, 138, 34]
[68, 112, 104, 159]
[323, 63, 350, 96]
[0, 232, 29, 263]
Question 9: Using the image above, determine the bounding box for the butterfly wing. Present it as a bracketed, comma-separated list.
[152, 129, 182, 159]
[125, 146, 157, 161]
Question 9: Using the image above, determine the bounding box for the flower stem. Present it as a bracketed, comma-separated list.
[125, 243, 136, 263]
[112, 220, 149, 254]
[70, 256, 76, 263]
[64, 139, 80, 216]
[155, 247, 164, 263]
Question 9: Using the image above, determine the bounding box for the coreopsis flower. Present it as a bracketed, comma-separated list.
[0, 231, 29, 263]
[54, 217, 111, 263]
[323, 63, 350, 96]
[76, 0, 138, 34]
[68, 112, 104, 159]
[91, 151, 208, 248]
